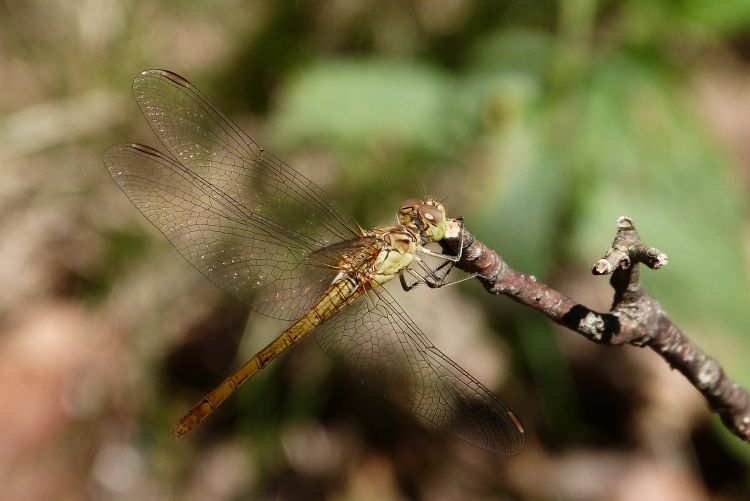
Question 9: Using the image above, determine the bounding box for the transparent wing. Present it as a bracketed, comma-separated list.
[104, 69, 362, 320]
[133, 69, 359, 246]
[105, 143, 337, 320]
[313, 287, 526, 455]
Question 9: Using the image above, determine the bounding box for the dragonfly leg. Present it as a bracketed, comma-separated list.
[415, 254, 450, 286]
[403, 217, 480, 289]
[402, 247, 478, 291]
[399, 258, 474, 291]
[399, 267, 433, 291]
[417, 254, 478, 289]
[432, 258, 455, 281]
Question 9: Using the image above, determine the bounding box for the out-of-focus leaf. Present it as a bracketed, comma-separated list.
[271, 60, 457, 155]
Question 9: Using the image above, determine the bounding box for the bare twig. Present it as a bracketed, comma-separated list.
[439, 215, 750, 443]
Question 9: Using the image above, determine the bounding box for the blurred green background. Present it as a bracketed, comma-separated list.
[2, 0, 750, 499]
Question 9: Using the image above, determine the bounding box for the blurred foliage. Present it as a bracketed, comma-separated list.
[3, 0, 750, 499]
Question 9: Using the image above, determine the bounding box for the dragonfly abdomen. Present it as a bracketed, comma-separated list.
[175, 275, 365, 436]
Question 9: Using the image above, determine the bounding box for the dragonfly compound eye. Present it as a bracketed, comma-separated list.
[400, 198, 424, 211]
[420, 204, 444, 225]
[398, 198, 426, 228]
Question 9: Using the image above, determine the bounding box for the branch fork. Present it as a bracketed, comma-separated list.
[438, 215, 750, 443]
[592, 216, 668, 276]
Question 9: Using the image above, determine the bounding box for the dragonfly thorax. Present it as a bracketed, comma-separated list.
[366, 226, 417, 286]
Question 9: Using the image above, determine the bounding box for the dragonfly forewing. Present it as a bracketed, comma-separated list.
[132, 69, 359, 245]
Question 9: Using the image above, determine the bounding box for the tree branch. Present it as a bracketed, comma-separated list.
[439, 216, 750, 443]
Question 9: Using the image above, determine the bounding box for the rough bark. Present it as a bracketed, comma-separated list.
[439, 216, 750, 443]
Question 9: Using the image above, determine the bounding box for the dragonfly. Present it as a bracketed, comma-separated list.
[104, 69, 525, 455]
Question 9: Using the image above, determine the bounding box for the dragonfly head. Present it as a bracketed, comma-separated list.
[398, 196, 448, 243]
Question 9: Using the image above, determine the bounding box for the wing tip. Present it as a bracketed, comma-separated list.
[465, 410, 527, 456]
[137, 69, 191, 88]
[104, 142, 163, 158]
[130, 142, 164, 157]
[102, 143, 167, 178]
[499, 411, 526, 456]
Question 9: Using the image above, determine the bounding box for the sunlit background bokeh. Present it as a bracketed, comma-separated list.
[2, 0, 750, 499]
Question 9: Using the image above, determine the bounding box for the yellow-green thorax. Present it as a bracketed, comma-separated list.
[365, 226, 417, 286]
